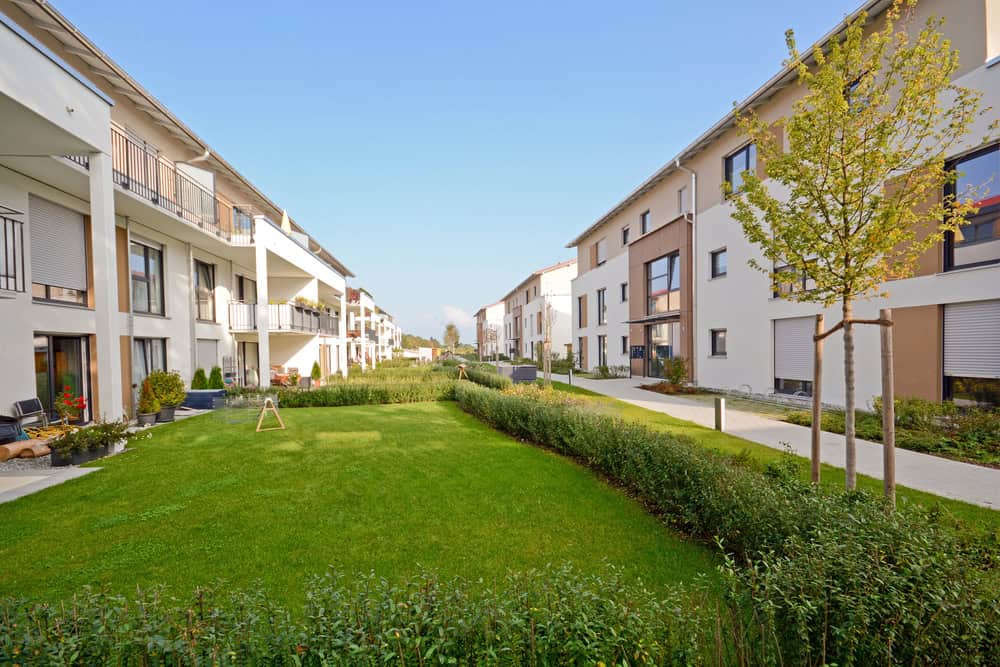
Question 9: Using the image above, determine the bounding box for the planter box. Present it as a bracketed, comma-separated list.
[137, 412, 157, 426]
[51, 444, 108, 467]
[183, 389, 227, 410]
[499, 364, 538, 384]
[156, 405, 177, 423]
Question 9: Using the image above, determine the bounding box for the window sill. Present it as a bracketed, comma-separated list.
[133, 311, 168, 319]
[32, 299, 91, 310]
[708, 354, 728, 359]
[709, 274, 728, 280]
[196, 319, 219, 325]
[938, 261, 1000, 276]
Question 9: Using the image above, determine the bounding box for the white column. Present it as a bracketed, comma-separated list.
[254, 220, 271, 388]
[360, 306, 367, 370]
[88, 152, 123, 419]
[338, 291, 348, 377]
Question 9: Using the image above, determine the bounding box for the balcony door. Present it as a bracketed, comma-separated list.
[34, 334, 90, 422]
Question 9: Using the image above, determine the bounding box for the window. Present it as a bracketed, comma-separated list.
[724, 143, 757, 194]
[194, 259, 215, 321]
[533, 285, 538, 297]
[774, 316, 814, 397]
[529, 313, 534, 335]
[130, 241, 163, 314]
[621, 335, 628, 355]
[236, 274, 257, 303]
[577, 295, 586, 327]
[596, 288, 607, 325]
[646, 252, 681, 315]
[132, 338, 166, 389]
[640, 210, 650, 234]
[597, 334, 607, 367]
[32, 284, 86, 305]
[945, 144, 1000, 270]
[620, 281, 628, 302]
[710, 248, 727, 278]
[943, 300, 1000, 407]
[621, 226, 631, 246]
[678, 186, 689, 215]
[537, 313, 542, 334]
[710, 329, 727, 357]
[525, 289, 529, 302]
[577, 336, 584, 365]
[773, 264, 816, 298]
[595, 238, 607, 266]
[29, 195, 87, 305]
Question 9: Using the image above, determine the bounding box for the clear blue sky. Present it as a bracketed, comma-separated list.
[62, 0, 859, 342]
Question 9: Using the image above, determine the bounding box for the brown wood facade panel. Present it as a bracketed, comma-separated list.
[891, 304, 943, 401]
[119, 335, 133, 417]
[115, 226, 129, 313]
[627, 215, 693, 379]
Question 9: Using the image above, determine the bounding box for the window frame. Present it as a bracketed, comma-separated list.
[130, 240, 164, 315]
[944, 143, 1000, 271]
[596, 287, 607, 325]
[710, 248, 728, 278]
[31, 283, 87, 305]
[640, 210, 650, 234]
[646, 252, 681, 316]
[620, 281, 628, 302]
[597, 334, 607, 367]
[621, 335, 628, 355]
[621, 226, 631, 246]
[710, 328, 727, 357]
[724, 143, 757, 195]
[193, 259, 216, 322]
[577, 295, 586, 328]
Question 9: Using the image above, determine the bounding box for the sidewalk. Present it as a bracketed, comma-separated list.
[552, 374, 1000, 510]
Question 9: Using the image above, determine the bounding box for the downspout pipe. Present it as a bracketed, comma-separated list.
[674, 159, 698, 383]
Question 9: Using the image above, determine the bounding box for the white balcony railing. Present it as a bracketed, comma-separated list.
[229, 302, 339, 335]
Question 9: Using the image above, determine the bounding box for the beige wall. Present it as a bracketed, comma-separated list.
[892, 304, 943, 401]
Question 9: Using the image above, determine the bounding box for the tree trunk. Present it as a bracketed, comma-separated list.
[880, 308, 896, 508]
[843, 300, 857, 490]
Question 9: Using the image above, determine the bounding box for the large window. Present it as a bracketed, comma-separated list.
[646, 253, 681, 315]
[725, 143, 757, 194]
[132, 338, 166, 390]
[946, 144, 1000, 270]
[596, 288, 607, 324]
[236, 274, 257, 303]
[773, 264, 816, 298]
[29, 195, 87, 306]
[130, 241, 163, 314]
[194, 260, 215, 321]
[710, 248, 727, 278]
[597, 334, 607, 367]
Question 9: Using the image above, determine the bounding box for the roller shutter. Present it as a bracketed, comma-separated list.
[29, 195, 87, 290]
[944, 300, 1000, 379]
[196, 338, 218, 372]
[774, 316, 814, 381]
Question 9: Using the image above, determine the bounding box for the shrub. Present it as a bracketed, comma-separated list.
[51, 419, 129, 455]
[664, 356, 688, 385]
[208, 366, 225, 389]
[464, 367, 512, 390]
[594, 364, 629, 379]
[550, 357, 574, 374]
[146, 370, 186, 407]
[310, 361, 321, 383]
[452, 383, 1000, 664]
[191, 368, 208, 390]
[277, 381, 456, 407]
[0, 566, 715, 665]
[137, 378, 160, 415]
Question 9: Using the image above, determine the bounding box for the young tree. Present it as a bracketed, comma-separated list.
[443, 323, 460, 352]
[731, 0, 988, 489]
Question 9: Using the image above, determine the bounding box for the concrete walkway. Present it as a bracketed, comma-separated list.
[0, 467, 98, 504]
[552, 374, 1000, 510]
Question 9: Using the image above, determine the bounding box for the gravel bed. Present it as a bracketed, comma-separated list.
[0, 454, 53, 472]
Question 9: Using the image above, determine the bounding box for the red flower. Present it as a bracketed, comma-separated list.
[64, 385, 71, 391]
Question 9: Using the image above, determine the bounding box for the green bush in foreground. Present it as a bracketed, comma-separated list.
[0, 566, 714, 665]
[277, 381, 455, 407]
[453, 383, 1000, 665]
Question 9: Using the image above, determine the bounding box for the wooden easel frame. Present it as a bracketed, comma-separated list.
[457, 364, 468, 380]
[255, 397, 286, 432]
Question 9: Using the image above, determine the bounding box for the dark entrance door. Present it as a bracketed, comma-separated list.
[34, 334, 90, 422]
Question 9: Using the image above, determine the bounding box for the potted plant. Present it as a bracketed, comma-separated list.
[137, 378, 160, 426]
[54, 385, 87, 425]
[191, 368, 208, 389]
[311, 361, 322, 387]
[148, 370, 186, 422]
[288, 370, 300, 388]
[208, 366, 225, 389]
[51, 419, 129, 466]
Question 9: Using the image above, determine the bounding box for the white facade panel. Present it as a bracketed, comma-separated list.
[944, 299, 1000, 378]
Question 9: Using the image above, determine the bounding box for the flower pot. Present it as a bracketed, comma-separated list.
[156, 405, 176, 423]
[51, 444, 109, 467]
[137, 412, 158, 426]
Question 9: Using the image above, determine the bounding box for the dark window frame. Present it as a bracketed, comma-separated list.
[646, 252, 681, 316]
[640, 210, 650, 234]
[620, 281, 628, 302]
[944, 143, 1000, 271]
[621, 335, 628, 355]
[130, 240, 164, 315]
[724, 143, 757, 195]
[710, 248, 728, 278]
[596, 287, 607, 325]
[194, 259, 216, 322]
[710, 328, 727, 357]
[32, 283, 87, 305]
[621, 226, 631, 246]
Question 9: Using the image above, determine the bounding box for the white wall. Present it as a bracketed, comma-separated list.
[571, 252, 629, 369]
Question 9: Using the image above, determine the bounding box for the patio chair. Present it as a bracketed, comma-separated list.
[13, 398, 48, 429]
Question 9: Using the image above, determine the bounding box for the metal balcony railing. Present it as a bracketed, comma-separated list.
[229, 302, 339, 336]
[108, 126, 253, 244]
[0, 217, 25, 293]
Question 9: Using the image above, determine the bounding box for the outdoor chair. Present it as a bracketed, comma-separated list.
[13, 398, 48, 429]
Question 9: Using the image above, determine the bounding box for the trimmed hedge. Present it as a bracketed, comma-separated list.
[277, 381, 455, 407]
[463, 367, 513, 390]
[0, 566, 714, 665]
[453, 383, 1000, 665]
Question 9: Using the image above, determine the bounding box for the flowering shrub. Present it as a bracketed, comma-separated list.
[54, 386, 86, 423]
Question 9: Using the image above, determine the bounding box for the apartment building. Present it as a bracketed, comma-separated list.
[500, 260, 577, 362]
[0, 1, 355, 420]
[374, 309, 402, 361]
[568, 0, 1000, 407]
[474, 301, 506, 359]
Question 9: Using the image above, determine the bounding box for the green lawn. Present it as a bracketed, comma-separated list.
[552, 382, 1000, 531]
[0, 402, 715, 605]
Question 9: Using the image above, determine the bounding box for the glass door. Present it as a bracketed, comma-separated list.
[645, 322, 680, 378]
[34, 334, 90, 422]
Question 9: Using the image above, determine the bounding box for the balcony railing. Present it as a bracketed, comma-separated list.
[105, 126, 253, 244]
[1, 217, 25, 293]
[229, 302, 339, 335]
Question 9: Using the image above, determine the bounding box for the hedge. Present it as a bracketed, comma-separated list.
[0, 567, 714, 666]
[453, 383, 1000, 665]
[463, 367, 512, 390]
[277, 380, 455, 407]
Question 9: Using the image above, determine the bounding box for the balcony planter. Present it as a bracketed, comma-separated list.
[155, 406, 176, 423]
[137, 412, 158, 426]
[183, 389, 226, 410]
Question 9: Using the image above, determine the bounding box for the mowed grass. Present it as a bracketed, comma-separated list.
[0, 402, 716, 606]
[553, 382, 1000, 531]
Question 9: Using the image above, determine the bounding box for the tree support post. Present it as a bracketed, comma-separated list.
[811, 313, 824, 485]
[880, 308, 896, 508]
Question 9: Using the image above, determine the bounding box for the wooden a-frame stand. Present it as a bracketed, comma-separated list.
[255, 397, 286, 432]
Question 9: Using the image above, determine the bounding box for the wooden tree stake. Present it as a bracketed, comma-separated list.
[811, 313, 824, 485]
[880, 308, 896, 507]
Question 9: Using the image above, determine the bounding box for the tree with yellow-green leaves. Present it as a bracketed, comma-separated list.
[730, 0, 993, 490]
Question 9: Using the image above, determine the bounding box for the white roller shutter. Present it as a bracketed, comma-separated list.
[944, 300, 1000, 379]
[197, 339, 218, 372]
[774, 316, 814, 381]
[28, 195, 86, 290]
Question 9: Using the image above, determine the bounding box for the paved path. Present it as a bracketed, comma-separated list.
[0, 467, 98, 504]
[552, 374, 1000, 510]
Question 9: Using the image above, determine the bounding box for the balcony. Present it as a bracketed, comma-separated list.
[0, 217, 26, 294]
[229, 302, 339, 335]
